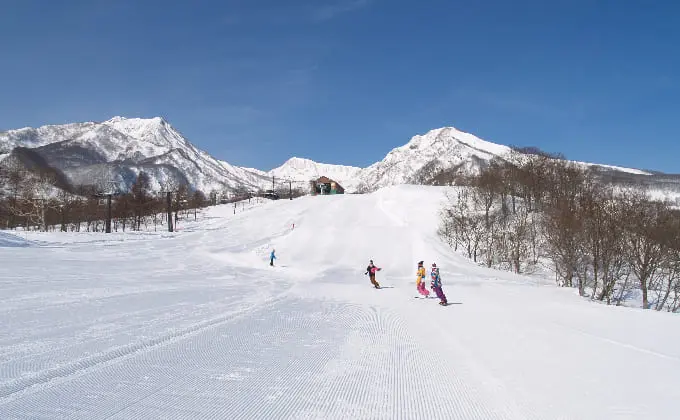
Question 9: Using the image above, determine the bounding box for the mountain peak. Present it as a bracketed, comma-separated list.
[104, 116, 167, 126]
[401, 126, 512, 157]
[106, 116, 128, 124]
[283, 156, 316, 166]
[268, 156, 362, 189]
[275, 156, 361, 171]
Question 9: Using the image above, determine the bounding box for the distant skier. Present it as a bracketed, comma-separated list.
[270, 249, 276, 266]
[430, 263, 447, 306]
[365, 260, 381, 289]
[416, 261, 430, 296]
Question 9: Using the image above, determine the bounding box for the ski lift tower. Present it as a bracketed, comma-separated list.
[158, 186, 174, 232]
[94, 180, 120, 233]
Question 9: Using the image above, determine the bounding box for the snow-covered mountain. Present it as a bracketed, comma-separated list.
[1, 116, 669, 197]
[267, 127, 655, 193]
[267, 157, 363, 191]
[0, 117, 269, 193]
[264, 127, 518, 192]
[358, 127, 654, 191]
[0, 122, 100, 153]
[355, 127, 512, 191]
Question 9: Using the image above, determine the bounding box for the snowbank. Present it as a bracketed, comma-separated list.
[0, 231, 33, 248]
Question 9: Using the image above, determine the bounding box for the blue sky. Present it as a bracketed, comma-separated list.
[1, 0, 678, 173]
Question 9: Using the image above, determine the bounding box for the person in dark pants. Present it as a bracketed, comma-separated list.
[365, 260, 381, 288]
[270, 249, 276, 266]
[430, 263, 448, 305]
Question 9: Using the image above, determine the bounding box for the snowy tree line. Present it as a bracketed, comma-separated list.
[0, 159, 210, 233]
[439, 151, 680, 312]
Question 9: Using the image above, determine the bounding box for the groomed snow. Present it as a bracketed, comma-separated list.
[1, 185, 678, 419]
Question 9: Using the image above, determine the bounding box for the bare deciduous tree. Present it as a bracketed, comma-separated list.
[619, 191, 667, 309]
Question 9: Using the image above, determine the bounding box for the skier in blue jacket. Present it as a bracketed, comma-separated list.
[270, 249, 276, 266]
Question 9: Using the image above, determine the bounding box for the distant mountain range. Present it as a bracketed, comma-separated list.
[1, 116, 678, 200]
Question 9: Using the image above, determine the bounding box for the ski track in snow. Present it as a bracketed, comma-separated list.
[1, 185, 679, 419]
[0, 295, 288, 402]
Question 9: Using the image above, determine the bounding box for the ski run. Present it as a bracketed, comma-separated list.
[1, 185, 678, 419]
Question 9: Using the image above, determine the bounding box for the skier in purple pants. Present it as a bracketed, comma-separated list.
[430, 263, 448, 306]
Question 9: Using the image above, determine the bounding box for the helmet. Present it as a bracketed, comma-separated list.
[418, 261, 423, 266]
[432, 263, 436, 267]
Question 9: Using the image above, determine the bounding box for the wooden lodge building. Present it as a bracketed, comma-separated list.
[310, 176, 344, 195]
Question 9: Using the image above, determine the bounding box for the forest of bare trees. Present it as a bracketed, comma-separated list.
[0, 155, 314, 234]
[438, 151, 680, 312]
[0, 159, 210, 233]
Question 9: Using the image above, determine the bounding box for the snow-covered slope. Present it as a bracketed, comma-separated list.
[1, 185, 678, 419]
[0, 117, 269, 193]
[0, 122, 99, 154]
[268, 157, 363, 191]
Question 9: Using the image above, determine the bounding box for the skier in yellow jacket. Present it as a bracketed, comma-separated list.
[416, 261, 430, 296]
